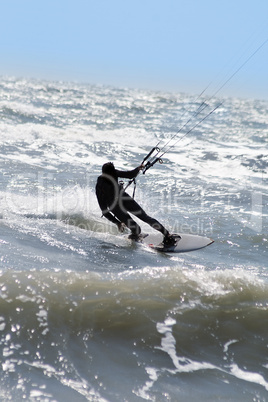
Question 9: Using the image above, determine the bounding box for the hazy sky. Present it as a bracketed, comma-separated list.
[1, 0, 268, 99]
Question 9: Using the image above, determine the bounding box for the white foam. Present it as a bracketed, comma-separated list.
[230, 364, 268, 391]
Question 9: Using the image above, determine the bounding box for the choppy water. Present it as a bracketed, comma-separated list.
[0, 76, 267, 401]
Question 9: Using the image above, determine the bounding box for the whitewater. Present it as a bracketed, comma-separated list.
[0, 76, 267, 401]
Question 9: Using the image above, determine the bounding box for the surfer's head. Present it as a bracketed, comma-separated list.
[102, 162, 116, 177]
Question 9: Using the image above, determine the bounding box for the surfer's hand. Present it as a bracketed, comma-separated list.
[138, 164, 144, 170]
[117, 222, 126, 233]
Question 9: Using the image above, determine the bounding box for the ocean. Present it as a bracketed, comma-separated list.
[0, 76, 267, 401]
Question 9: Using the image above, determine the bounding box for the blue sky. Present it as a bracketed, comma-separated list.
[1, 0, 268, 99]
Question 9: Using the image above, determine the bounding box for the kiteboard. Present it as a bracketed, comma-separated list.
[129, 232, 214, 253]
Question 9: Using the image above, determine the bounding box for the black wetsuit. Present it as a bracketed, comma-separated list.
[96, 167, 169, 237]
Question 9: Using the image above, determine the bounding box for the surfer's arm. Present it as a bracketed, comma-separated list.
[115, 166, 142, 179]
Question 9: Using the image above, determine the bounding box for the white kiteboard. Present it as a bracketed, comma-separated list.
[130, 232, 214, 253]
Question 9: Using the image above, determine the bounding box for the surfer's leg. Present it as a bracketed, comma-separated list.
[121, 193, 169, 236]
[139, 210, 169, 236]
[111, 204, 141, 236]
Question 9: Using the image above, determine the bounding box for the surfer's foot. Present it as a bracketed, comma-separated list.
[128, 233, 143, 242]
[163, 234, 179, 247]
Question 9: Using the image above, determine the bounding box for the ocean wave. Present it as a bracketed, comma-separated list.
[0, 267, 267, 399]
[0, 267, 267, 334]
